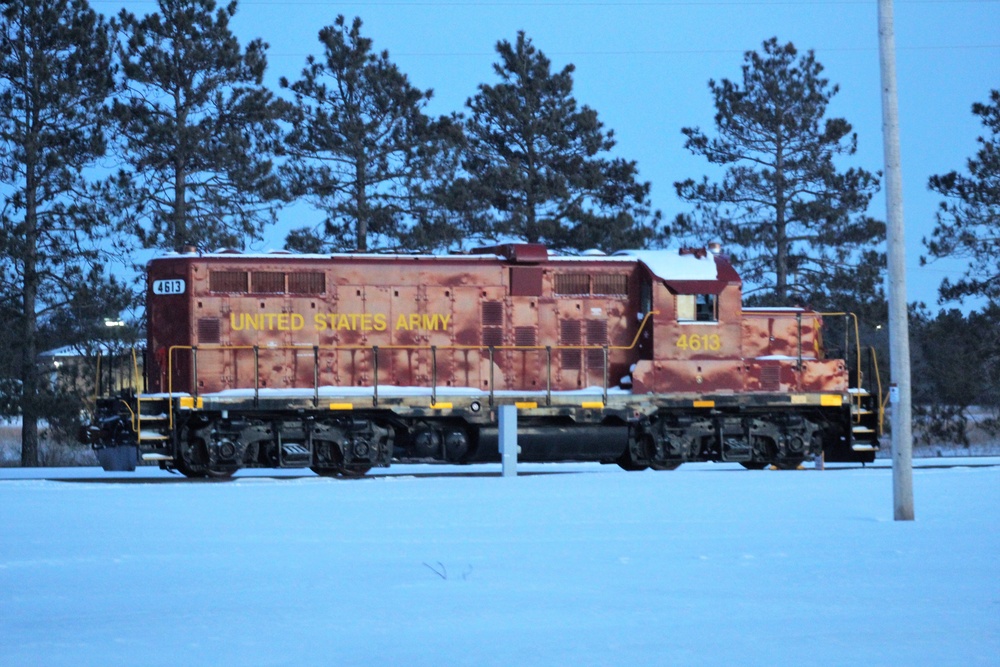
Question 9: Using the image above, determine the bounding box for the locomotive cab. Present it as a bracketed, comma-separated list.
[628, 246, 744, 394]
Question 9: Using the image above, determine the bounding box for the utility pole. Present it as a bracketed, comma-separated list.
[877, 0, 915, 521]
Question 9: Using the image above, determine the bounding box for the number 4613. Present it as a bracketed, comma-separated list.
[676, 333, 721, 351]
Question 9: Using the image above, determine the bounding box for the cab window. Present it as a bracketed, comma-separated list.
[677, 294, 717, 322]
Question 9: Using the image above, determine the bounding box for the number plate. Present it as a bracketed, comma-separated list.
[152, 279, 185, 295]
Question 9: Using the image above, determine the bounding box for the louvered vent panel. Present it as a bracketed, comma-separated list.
[252, 271, 285, 293]
[209, 271, 248, 293]
[761, 365, 781, 391]
[560, 320, 582, 369]
[197, 318, 221, 344]
[554, 273, 590, 295]
[483, 327, 504, 347]
[288, 272, 325, 294]
[481, 301, 504, 326]
[586, 320, 609, 369]
[514, 327, 537, 347]
[592, 274, 628, 296]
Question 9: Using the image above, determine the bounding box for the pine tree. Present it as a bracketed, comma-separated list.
[910, 305, 1000, 445]
[0, 0, 117, 465]
[462, 31, 659, 253]
[675, 38, 884, 309]
[114, 0, 284, 251]
[924, 89, 1000, 303]
[280, 15, 461, 253]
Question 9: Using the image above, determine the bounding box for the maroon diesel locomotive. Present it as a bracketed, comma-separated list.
[85, 244, 881, 476]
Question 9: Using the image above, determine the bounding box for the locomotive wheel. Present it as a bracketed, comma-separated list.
[337, 464, 372, 478]
[616, 450, 648, 472]
[174, 453, 206, 479]
[773, 459, 805, 470]
[740, 461, 769, 470]
[174, 459, 235, 480]
[650, 461, 682, 471]
[310, 466, 340, 477]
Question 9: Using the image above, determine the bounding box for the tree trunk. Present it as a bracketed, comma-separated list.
[356, 157, 368, 251]
[20, 280, 40, 467]
[174, 98, 187, 249]
[774, 141, 788, 301]
[20, 162, 40, 467]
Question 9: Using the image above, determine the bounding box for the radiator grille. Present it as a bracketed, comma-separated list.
[209, 271, 248, 293]
[288, 272, 326, 294]
[554, 273, 590, 295]
[592, 274, 628, 296]
[252, 271, 285, 293]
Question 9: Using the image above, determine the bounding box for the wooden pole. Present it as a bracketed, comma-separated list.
[877, 0, 915, 520]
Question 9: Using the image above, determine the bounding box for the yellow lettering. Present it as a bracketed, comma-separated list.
[291, 314, 305, 331]
[314, 313, 327, 331]
[277, 313, 290, 331]
[246, 314, 261, 331]
[230, 313, 244, 331]
[440, 314, 450, 330]
[408, 313, 421, 330]
[337, 314, 351, 330]
[396, 314, 409, 330]
[361, 313, 373, 331]
[421, 314, 434, 330]
[350, 313, 361, 330]
[374, 313, 387, 331]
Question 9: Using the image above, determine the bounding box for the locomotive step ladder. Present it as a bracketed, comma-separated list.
[134, 396, 172, 444]
[849, 388, 881, 453]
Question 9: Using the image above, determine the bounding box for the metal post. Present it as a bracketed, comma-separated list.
[372, 346, 379, 407]
[843, 314, 850, 381]
[431, 345, 437, 406]
[878, 0, 914, 520]
[97, 353, 103, 398]
[498, 404, 517, 477]
[253, 345, 260, 408]
[545, 346, 552, 406]
[488, 346, 495, 408]
[602, 345, 609, 405]
[192, 346, 199, 398]
[313, 345, 319, 408]
[796, 312, 803, 371]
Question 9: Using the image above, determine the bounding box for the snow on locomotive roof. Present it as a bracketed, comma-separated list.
[151, 249, 507, 262]
[151, 246, 726, 281]
[611, 249, 720, 281]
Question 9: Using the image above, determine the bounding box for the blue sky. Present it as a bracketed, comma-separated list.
[105, 0, 999, 309]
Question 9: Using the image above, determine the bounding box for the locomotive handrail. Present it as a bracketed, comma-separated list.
[164, 311, 660, 419]
[816, 311, 864, 395]
[120, 399, 137, 434]
[869, 345, 886, 433]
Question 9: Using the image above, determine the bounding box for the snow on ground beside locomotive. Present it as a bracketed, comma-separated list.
[1, 463, 998, 665]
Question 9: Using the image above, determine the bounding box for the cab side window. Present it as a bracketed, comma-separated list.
[677, 294, 717, 322]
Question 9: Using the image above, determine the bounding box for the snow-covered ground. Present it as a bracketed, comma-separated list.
[2, 461, 998, 666]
